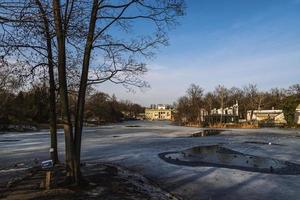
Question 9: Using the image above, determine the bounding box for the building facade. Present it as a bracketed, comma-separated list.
[295, 104, 300, 125]
[145, 104, 173, 120]
[210, 101, 239, 116]
[246, 109, 287, 124]
[205, 101, 239, 124]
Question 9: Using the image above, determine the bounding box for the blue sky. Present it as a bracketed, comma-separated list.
[98, 0, 300, 106]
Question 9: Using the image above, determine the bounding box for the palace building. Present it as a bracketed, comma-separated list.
[145, 104, 174, 120]
[295, 104, 300, 125]
[246, 109, 287, 124]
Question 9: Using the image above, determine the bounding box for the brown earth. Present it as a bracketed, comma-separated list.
[0, 163, 180, 200]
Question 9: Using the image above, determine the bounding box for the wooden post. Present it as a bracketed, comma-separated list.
[45, 171, 51, 190]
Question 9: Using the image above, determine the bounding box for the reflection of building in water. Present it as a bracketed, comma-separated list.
[295, 104, 300, 125]
[205, 101, 239, 124]
[246, 109, 287, 124]
[145, 104, 173, 120]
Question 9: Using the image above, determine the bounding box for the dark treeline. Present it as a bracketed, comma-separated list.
[0, 86, 49, 129]
[174, 83, 300, 127]
[0, 85, 144, 131]
[85, 93, 144, 124]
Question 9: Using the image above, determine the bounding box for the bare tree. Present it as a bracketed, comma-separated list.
[71, 0, 185, 182]
[174, 96, 190, 125]
[203, 92, 216, 114]
[1, 0, 185, 184]
[214, 85, 228, 123]
[186, 84, 204, 125]
[0, 1, 60, 163]
[35, 0, 59, 164]
[0, 59, 21, 91]
[288, 84, 300, 97]
[47, 0, 185, 183]
[243, 84, 262, 121]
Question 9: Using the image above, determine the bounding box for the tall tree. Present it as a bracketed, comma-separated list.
[52, 0, 77, 180]
[0, 1, 60, 163]
[1, 0, 185, 184]
[50, 0, 185, 183]
[35, 0, 59, 164]
[186, 84, 204, 125]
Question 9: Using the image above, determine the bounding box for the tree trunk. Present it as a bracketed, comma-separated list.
[74, 0, 99, 184]
[35, 0, 59, 164]
[52, 0, 75, 180]
[220, 99, 224, 123]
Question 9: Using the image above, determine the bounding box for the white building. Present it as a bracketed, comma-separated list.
[247, 109, 286, 124]
[145, 104, 173, 120]
[211, 101, 239, 116]
[157, 104, 166, 110]
[295, 104, 300, 125]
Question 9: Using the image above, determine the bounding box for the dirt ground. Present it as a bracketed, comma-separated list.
[0, 163, 179, 200]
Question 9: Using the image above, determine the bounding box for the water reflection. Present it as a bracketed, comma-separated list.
[159, 145, 300, 175]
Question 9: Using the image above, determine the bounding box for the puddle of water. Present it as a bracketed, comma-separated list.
[191, 129, 224, 137]
[0, 139, 20, 143]
[159, 145, 300, 175]
[126, 125, 141, 128]
[243, 141, 283, 146]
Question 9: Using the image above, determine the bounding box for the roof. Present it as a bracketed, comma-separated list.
[145, 108, 174, 111]
[296, 104, 300, 110]
[249, 110, 283, 114]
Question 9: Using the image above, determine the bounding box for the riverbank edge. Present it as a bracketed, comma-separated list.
[0, 162, 181, 200]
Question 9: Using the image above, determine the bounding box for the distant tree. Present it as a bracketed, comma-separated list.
[214, 85, 228, 123]
[176, 83, 300, 127]
[203, 92, 217, 114]
[131, 103, 145, 118]
[243, 84, 261, 120]
[187, 84, 204, 125]
[0, 59, 21, 91]
[28, 85, 50, 123]
[85, 92, 143, 123]
[288, 84, 300, 97]
[262, 88, 286, 110]
[174, 84, 204, 126]
[227, 87, 244, 118]
[0, 92, 14, 129]
[174, 96, 190, 125]
[85, 92, 123, 123]
[281, 95, 300, 127]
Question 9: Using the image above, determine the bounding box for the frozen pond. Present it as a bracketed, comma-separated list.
[1, 121, 300, 200]
[159, 145, 300, 175]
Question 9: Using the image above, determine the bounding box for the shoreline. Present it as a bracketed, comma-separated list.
[0, 162, 180, 200]
[0, 120, 141, 134]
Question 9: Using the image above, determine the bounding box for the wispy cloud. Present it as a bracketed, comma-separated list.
[95, 1, 300, 106]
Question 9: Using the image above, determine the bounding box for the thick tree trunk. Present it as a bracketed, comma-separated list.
[52, 0, 75, 180]
[74, 0, 99, 184]
[35, 0, 59, 164]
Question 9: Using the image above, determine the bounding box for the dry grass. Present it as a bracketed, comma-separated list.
[208, 123, 258, 129]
